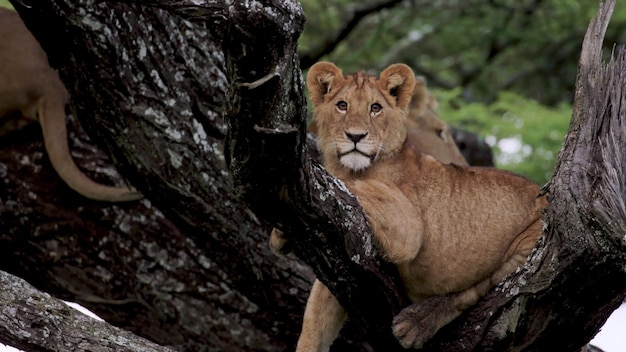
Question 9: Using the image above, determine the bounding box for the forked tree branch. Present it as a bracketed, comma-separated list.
[2, 0, 624, 351]
[227, 0, 626, 351]
[222, 1, 410, 350]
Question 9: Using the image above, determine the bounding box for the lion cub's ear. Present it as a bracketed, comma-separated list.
[410, 78, 428, 115]
[306, 62, 344, 106]
[410, 77, 438, 115]
[379, 64, 416, 109]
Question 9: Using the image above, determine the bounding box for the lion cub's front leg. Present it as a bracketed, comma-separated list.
[296, 180, 422, 351]
[348, 179, 424, 263]
[297, 279, 347, 352]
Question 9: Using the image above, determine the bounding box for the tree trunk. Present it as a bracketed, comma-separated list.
[1, 1, 314, 351]
[0, 1, 624, 352]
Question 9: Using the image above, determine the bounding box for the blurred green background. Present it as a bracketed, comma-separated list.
[299, 0, 626, 184]
[3, 1, 624, 184]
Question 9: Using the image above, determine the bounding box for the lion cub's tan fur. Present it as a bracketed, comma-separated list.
[268, 78, 467, 254]
[296, 62, 546, 351]
[0, 8, 141, 202]
[405, 78, 467, 166]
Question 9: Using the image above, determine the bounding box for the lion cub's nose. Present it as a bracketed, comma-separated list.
[345, 131, 368, 144]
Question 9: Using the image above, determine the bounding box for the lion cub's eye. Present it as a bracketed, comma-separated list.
[336, 101, 348, 112]
[370, 103, 383, 114]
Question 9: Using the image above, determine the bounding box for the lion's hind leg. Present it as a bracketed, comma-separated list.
[393, 218, 543, 349]
[496, 217, 543, 284]
[392, 279, 492, 349]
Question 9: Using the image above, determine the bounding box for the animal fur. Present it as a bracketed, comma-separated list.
[0, 8, 141, 202]
[294, 61, 546, 351]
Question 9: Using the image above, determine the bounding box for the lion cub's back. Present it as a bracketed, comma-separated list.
[399, 153, 545, 296]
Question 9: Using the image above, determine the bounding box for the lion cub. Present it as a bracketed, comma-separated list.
[295, 62, 546, 351]
[0, 8, 141, 202]
[269, 77, 467, 254]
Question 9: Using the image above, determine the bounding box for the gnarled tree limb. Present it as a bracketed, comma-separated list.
[2, 0, 624, 351]
[0, 270, 172, 352]
[2, 2, 312, 351]
[227, 0, 626, 351]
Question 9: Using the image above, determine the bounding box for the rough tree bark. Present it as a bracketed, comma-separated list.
[225, 0, 626, 351]
[1, 1, 315, 351]
[0, 1, 623, 352]
[0, 270, 172, 352]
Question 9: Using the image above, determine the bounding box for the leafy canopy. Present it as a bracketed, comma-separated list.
[298, 0, 624, 183]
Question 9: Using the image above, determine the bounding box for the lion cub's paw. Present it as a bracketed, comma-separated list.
[392, 295, 459, 349]
[269, 228, 293, 255]
[392, 305, 434, 349]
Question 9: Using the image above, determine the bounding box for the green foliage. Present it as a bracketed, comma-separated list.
[435, 89, 571, 184]
[297, 0, 620, 184]
[299, 1, 625, 106]
[0, 1, 13, 9]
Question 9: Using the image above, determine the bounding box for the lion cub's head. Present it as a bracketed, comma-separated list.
[307, 62, 416, 175]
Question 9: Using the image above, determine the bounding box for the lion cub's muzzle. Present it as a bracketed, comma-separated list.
[336, 131, 378, 171]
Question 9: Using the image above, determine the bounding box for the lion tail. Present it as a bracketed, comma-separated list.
[38, 82, 142, 202]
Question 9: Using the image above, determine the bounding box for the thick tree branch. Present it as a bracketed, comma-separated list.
[3, 0, 624, 351]
[2, 1, 314, 351]
[229, 0, 626, 351]
[420, 1, 626, 350]
[0, 117, 310, 351]
[226, 0, 412, 351]
[223, 1, 411, 351]
[0, 270, 172, 352]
